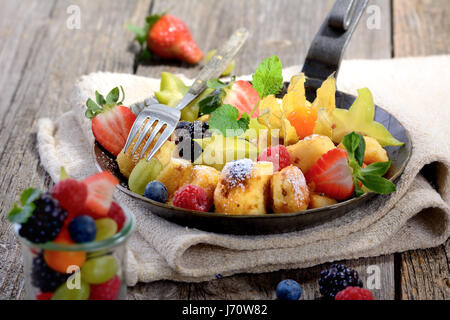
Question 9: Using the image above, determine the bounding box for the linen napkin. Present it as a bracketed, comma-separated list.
[37, 56, 450, 285]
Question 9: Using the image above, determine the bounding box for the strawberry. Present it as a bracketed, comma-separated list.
[305, 148, 355, 201]
[107, 202, 126, 231]
[51, 179, 87, 215]
[223, 80, 260, 117]
[36, 292, 53, 300]
[89, 276, 121, 300]
[83, 172, 119, 218]
[85, 86, 136, 156]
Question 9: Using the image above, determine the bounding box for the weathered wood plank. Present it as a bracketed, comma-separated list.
[0, 0, 151, 300]
[128, 0, 395, 300]
[393, 0, 450, 57]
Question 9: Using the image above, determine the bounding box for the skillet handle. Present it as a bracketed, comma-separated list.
[302, 0, 368, 90]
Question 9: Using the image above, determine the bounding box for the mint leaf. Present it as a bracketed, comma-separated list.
[209, 104, 250, 136]
[359, 174, 396, 194]
[207, 78, 229, 90]
[199, 93, 223, 114]
[355, 134, 366, 166]
[361, 161, 391, 176]
[252, 55, 283, 98]
[20, 188, 41, 206]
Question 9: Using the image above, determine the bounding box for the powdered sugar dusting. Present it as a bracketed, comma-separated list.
[284, 166, 307, 206]
[222, 159, 254, 189]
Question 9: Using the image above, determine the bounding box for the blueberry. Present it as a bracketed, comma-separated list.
[68, 215, 97, 243]
[276, 279, 302, 300]
[144, 181, 168, 203]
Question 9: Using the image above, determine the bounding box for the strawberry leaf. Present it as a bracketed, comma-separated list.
[95, 91, 106, 106]
[106, 87, 120, 104]
[85, 86, 125, 119]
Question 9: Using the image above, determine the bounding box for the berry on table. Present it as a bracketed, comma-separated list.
[144, 181, 168, 203]
[257, 145, 291, 172]
[172, 184, 211, 212]
[68, 215, 97, 243]
[31, 254, 69, 293]
[18, 193, 68, 244]
[335, 286, 374, 300]
[319, 264, 363, 299]
[276, 279, 302, 300]
[89, 275, 121, 300]
[51, 178, 87, 215]
[107, 202, 126, 231]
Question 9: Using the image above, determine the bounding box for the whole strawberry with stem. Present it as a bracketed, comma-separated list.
[85, 86, 136, 156]
[127, 14, 203, 64]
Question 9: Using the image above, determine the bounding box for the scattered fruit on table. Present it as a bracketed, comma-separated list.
[276, 279, 302, 300]
[271, 165, 310, 213]
[173, 184, 211, 212]
[89, 275, 122, 300]
[94, 218, 118, 241]
[68, 215, 97, 243]
[214, 160, 273, 215]
[128, 158, 163, 196]
[335, 286, 374, 300]
[85, 86, 136, 156]
[127, 14, 203, 64]
[319, 264, 363, 299]
[144, 181, 169, 203]
[305, 148, 355, 201]
[8, 170, 129, 300]
[287, 134, 335, 173]
[332, 88, 404, 147]
[257, 145, 291, 172]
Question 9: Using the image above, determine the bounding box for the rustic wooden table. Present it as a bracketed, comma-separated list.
[0, 0, 449, 300]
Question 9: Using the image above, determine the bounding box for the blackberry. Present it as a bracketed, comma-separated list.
[319, 264, 363, 299]
[174, 121, 211, 162]
[31, 254, 69, 292]
[18, 193, 67, 244]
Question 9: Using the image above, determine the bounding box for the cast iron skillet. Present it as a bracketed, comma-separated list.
[94, 0, 412, 235]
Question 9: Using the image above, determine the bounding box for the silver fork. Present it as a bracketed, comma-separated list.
[123, 28, 249, 161]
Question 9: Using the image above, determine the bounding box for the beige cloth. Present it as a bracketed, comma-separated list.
[37, 56, 450, 286]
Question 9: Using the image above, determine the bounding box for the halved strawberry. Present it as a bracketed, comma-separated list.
[305, 148, 355, 201]
[83, 172, 119, 218]
[85, 87, 136, 156]
[223, 80, 260, 117]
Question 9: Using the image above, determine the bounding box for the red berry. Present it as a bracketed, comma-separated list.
[305, 148, 355, 200]
[89, 276, 121, 300]
[83, 172, 119, 218]
[257, 145, 291, 172]
[107, 202, 126, 231]
[51, 179, 87, 215]
[335, 287, 374, 300]
[36, 292, 53, 300]
[223, 80, 260, 117]
[172, 185, 211, 212]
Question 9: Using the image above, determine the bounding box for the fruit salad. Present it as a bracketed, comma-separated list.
[87, 55, 404, 215]
[8, 169, 133, 300]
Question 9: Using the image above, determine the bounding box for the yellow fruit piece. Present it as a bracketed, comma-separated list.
[214, 160, 273, 215]
[156, 158, 193, 197]
[270, 165, 310, 213]
[311, 74, 336, 114]
[187, 165, 221, 204]
[332, 88, 404, 147]
[314, 108, 334, 139]
[308, 193, 338, 209]
[287, 135, 335, 173]
[284, 73, 306, 115]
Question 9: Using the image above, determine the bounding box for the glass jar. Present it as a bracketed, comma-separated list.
[16, 208, 135, 300]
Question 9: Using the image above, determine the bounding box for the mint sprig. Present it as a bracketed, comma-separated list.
[8, 188, 41, 224]
[198, 77, 235, 115]
[209, 104, 250, 136]
[342, 132, 396, 196]
[251, 55, 283, 99]
[85, 86, 125, 119]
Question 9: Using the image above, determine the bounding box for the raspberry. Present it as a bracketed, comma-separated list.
[319, 264, 363, 299]
[172, 185, 211, 212]
[257, 145, 291, 172]
[89, 276, 122, 300]
[18, 193, 68, 243]
[36, 292, 54, 300]
[51, 179, 87, 215]
[107, 202, 126, 231]
[32, 253, 69, 292]
[335, 287, 374, 300]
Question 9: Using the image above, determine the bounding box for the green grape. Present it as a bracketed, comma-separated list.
[128, 158, 163, 195]
[94, 218, 118, 241]
[52, 280, 90, 300]
[81, 255, 118, 284]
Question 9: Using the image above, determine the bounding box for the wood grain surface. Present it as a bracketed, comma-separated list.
[0, 0, 448, 300]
